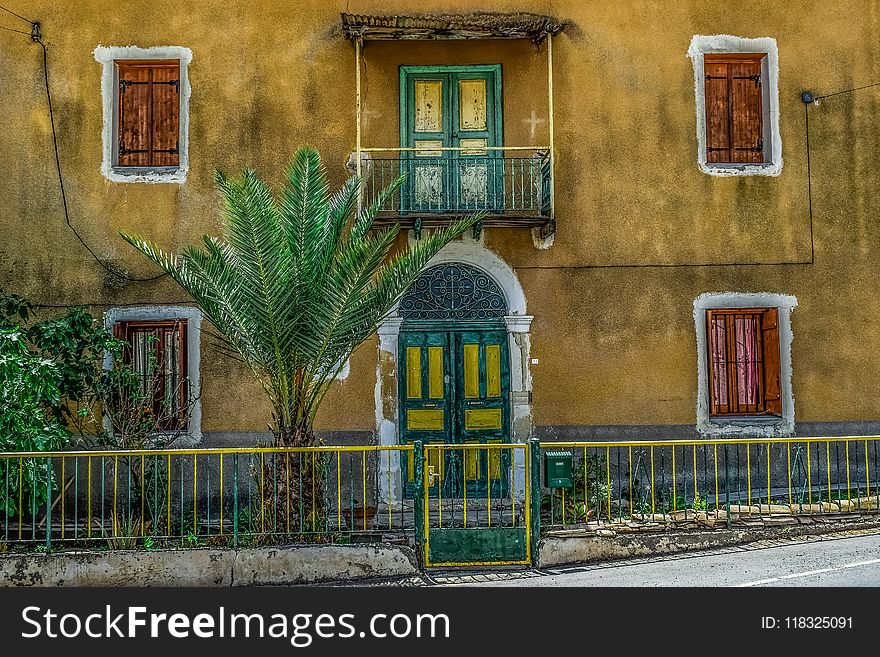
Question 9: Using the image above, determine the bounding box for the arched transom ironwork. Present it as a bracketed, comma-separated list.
[399, 263, 507, 321]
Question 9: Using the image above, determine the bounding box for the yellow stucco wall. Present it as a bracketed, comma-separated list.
[3, 1, 880, 435]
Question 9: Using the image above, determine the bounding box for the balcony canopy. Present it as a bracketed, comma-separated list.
[340, 12, 564, 42]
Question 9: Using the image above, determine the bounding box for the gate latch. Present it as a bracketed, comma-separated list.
[427, 465, 439, 485]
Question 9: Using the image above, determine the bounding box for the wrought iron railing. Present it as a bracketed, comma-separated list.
[360, 148, 551, 218]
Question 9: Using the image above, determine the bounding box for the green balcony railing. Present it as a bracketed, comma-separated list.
[361, 149, 551, 221]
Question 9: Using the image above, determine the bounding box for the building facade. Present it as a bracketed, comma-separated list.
[3, 1, 880, 466]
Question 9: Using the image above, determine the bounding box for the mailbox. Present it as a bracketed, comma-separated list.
[544, 450, 573, 488]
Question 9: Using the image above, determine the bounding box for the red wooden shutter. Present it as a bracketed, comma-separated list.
[704, 61, 731, 163]
[116, 60, 180, 167]
[151, 63, 180, 167]
[117, 63, 152, 167]
[761, 308, 782, 415]
[730, 59, 764, 163]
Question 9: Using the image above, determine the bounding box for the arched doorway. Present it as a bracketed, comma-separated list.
[397, 263, 510, 498]
[375, 241, 533, 505]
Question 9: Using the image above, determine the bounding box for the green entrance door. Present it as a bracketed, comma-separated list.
[399, 328, 510, 498]
[400, 65, 504, 213]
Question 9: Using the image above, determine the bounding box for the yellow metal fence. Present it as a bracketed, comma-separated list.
[0, 445, 414, 549]
[2, 436, 878, 555]
[537, 437, 880, 529]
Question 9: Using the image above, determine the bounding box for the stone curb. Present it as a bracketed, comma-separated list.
[0, 543, 419, 587]
[536, 518, 880, 568]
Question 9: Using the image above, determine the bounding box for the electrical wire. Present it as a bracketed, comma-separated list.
[34, 32, 167, 282]
[0, 23, 29, 35]
[815, 81, 880, 101]
[0, 3, 33, 25]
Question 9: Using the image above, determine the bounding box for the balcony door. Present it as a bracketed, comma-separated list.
[400, 65, 503, 213]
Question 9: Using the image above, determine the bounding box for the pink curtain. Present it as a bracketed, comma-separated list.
[735, 316, 759, 407]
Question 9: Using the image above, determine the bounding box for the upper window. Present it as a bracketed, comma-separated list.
[114, 319, 188, 431]
[94, 46, 191, 183]
[703, 54, 765, 165]
[706, 307, 781, 417]
[688, 36, 781, 177]
[116, 60, 180, 168]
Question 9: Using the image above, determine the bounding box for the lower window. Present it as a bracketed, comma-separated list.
[114, 319, 188, 430]
[706, 307, 781, 417]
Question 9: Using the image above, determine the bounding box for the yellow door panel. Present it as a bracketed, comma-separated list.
[407, 409, 444, 430]
[428, 346, 444, 399]
[426, 446, 445, 481]
[486, 344, 501, 397]
[406, 346, 422, 399]
[463, 444, 481, 481]
[464, 408, 502, 430]
[488, 440, 502, 480]
[463, 343, 480, 398]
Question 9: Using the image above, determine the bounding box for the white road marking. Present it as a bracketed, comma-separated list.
[737, 557, 880, 587]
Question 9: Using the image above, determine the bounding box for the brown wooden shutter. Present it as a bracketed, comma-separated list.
[150, 63, 180, 166]
[704, 61, 731, 163]
[730, 59, 764, 163]
[704, 54, 765, 165]
[117, 63, 152, 167]
[761, 308, 782, 415]
[117, 60, 180, 167]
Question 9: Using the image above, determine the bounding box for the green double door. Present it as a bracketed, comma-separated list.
[400, 65, 503, 213]
[399, 328, 510, 498]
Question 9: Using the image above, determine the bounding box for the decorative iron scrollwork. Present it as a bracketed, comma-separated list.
[399, 263, 507, 320]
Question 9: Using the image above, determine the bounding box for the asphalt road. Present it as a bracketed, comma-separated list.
[436, 530, 880, 587]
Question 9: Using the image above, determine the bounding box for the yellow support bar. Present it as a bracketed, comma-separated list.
[113, 455, 118, 537]
[767, 442, 771, 515]
[866, 440, 872, 512]
[219, 454, 224, 535]
[806, 445, 812, 506]
[60, 457, 65, 540]
[650, 446, 655, 516]
[787, 442, 792, 507]
[337, 452, 342, 531]
[140, 455, 146, 536]
[606, 446, 611, 523]
[361, 451, 367, 531]
[826, 441, 832, 505]
[713, 444, 719, 511]
[746, 443, 752, 514]
[845, 440, 851, 503]
[167, 454, 171, 536]
[671, 446, 676, 514]
[193, 454, 198, 536]
[86, 457, 91, 539]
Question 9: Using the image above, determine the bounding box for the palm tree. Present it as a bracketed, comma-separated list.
[120, 147, 478, 448]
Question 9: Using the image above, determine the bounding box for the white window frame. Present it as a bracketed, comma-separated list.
[693, 292, 796, 437]
[687, 35, 782, 177]
[94, 45, 192, 183]
[104, 305, 202, 444]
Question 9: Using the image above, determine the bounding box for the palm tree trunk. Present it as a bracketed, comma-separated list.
[263, 420, 326, 539]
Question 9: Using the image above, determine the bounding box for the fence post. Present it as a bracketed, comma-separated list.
[232, 452, 239, 548]
[724, 444, 731, 529]
[412, 441, 425, 569]
[45, 457, 52, 550]
[529, 438, 541, 566]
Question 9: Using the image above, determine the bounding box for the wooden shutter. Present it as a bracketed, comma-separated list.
[761, 308, 782, 415]
[117, 63, 152, 167]
[704, 54, 765, 164]
[730, 59, 763, 163]
[117, 60, 180, 167]
[704, 61, 731, 163]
